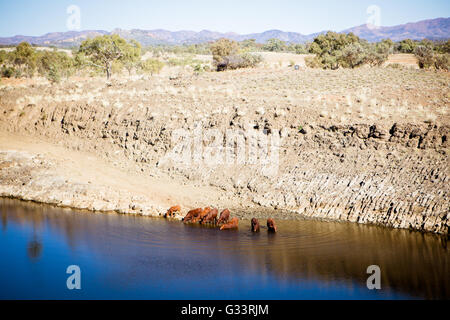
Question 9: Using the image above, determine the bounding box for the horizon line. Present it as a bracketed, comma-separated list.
[1, 16, 448, 39]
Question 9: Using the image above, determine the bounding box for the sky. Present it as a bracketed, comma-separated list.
[0, 0, 449, 37]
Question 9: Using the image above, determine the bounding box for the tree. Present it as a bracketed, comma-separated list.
[12, 42, 37, 77]
[434, 40, 450, 54]
[78, 35, 142, 80]
[308, 32, 361, 69]
[240, 39, 258, 52]
[210, 38, 239, 65]
[396, 39, 417, 53]
[263, 38, 287, 52]
[122, 40, 142, 75]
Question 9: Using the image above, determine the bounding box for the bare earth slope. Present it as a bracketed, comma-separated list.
[0, 66, 448, 234]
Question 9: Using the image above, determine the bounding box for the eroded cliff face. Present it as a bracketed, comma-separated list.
[0, 68, 448, 234]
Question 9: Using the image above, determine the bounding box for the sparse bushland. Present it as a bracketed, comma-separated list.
[0, 42, 75, 81]
[306, 32, 391, 69]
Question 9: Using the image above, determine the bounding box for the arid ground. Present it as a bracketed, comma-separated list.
[0, 53, 448, 234]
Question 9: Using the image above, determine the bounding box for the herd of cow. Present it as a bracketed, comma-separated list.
[164, 206, 278, 232]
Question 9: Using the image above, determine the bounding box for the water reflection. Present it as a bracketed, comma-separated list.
[27, 239, 43, 260]
[0, 198, 448, 299]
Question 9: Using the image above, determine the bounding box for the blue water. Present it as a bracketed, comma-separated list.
[0, 198, 448, 300]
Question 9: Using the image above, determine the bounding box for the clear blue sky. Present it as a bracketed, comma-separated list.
[0, 0, 449, 37]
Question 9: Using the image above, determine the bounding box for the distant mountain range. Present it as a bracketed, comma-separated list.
[0, 17, 448, 47]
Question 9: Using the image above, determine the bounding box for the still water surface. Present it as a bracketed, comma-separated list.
[0, 198, 448, 299]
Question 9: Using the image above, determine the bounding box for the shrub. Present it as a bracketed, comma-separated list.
[37, 50, 75, 82]
[1, 66, 15, 78]
[434, 40, 450, 54]
[396, 39, 417, 53]
[240, 53, 263, 68]
[305, 56, 323, 68]
[414, 46, 434, 69]
[434, 54, 449, 71]
[340, 43, 367, 68]
[294, 44, 307, 54]
[210, 39, 263, 71]
[139, 59, 164, 75]
[386, 63, 403, 69]
[308, 32, 361, 69]
[365, 42, 390, 66]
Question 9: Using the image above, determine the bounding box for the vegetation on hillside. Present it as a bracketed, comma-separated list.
[1, 35, 448, 80]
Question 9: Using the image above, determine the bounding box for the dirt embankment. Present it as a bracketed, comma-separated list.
[0, 67, 448, 234]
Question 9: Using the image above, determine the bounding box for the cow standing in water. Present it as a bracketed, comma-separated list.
[192, 207, 211, 223]
[183, 208, 202, 223]
[267, 218, 277, 233]
[251, 218, 260, 232]
[220, 217, 239, 230]
[217, 209, 230, 225]
[201, 208, 218, 224]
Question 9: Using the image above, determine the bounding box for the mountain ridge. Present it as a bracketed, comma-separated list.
[0, 17, 448, 47]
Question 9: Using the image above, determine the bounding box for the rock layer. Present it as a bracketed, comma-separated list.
[0, 68, 448, 234]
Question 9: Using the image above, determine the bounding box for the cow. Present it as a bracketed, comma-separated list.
[251, 218, 260, 232]
[201, 208, 218, 225]
[164, 205, 181, 218]
[192, 207, 211, 224]
[220, 217, 239, 230]
[183, 208, 202, 223]
[267, 218, 277, 233]
[217, 209, 230, 225]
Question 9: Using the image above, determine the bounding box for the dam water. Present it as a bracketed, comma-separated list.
[0, 198, 448, 300]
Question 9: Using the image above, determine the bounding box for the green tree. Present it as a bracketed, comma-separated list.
[122, 40, 142, 75]
[240, 39, 258, 52]
[308, 32, 361, 69]
[78, 35, 142, 80]
[396, 39, 417, 53]
[12, 42, 37, 77]
[210, 38, 239, 66]
[263, 38, 287, 52]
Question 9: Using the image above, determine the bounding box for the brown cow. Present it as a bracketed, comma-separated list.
[251, 218, 260, 232]
[192, 207, 211, 224]
[217, 209, 230, 225]
[220, 217, 239, 230]
[164, 205, 181, 218]
[183, 208, 202, 223]
[201, 208, 218, 224]
[267, 218, 277, 233]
